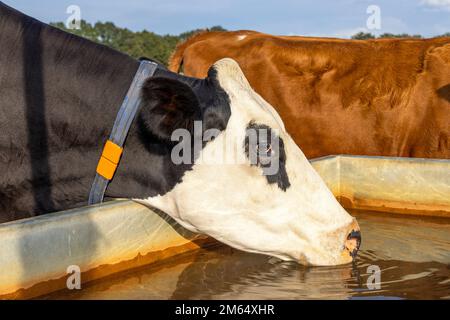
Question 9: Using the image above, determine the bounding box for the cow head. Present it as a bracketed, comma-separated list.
[136, 58, 361, 266]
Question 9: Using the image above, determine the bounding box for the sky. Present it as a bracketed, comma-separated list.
[3, 0, 450, 38]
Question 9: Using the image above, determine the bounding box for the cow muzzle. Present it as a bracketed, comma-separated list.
[341, 219, 362, 261]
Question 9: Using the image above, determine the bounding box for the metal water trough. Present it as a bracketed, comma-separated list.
[312, 155, 450, 217]
[0, 155, 449, 299]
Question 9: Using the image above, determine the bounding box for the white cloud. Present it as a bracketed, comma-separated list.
[421, 0, 450, 11]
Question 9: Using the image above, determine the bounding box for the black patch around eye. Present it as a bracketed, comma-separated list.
[244, 122, 291, 191]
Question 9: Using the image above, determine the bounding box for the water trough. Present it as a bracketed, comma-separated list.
[0, 155, 449, 299]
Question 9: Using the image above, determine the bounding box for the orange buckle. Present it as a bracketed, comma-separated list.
[96, 140, 123, 180]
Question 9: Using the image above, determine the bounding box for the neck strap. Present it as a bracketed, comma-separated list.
[88, 60, 158, 205]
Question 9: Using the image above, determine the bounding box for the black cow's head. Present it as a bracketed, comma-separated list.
[134, 58, 361, 266]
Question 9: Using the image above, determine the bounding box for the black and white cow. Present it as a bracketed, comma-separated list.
[0, 3, 360, 265]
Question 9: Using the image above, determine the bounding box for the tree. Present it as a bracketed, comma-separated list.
[179, 25, 226, 41]
[378, 33, 421, 38]
[435, 32, 450, 38]
[50, 20, 226, 66]
[50, 20, 449, 64]
[351, 32, 449, 40]
[351, 32, 375, 40]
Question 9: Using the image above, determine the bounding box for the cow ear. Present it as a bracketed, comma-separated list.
[138, 77, 202, 142]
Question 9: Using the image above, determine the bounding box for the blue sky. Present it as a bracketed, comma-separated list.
[4, 0, 450, 37]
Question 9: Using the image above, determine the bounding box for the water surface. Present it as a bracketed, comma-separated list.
[43, 211, 450, 300]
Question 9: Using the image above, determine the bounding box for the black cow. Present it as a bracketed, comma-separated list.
[0, 2, 360, 265]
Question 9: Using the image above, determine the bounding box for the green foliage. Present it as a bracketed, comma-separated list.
[435, 32, 450, 38]
[351, 32, 375, 40]
[50, 20, 226, 66]
[352, 31, 449, 40]
[50, 20, 449, 65]
[379, 33, 422, 38]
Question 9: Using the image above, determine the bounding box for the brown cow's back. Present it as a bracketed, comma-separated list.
[169, 31, 450, 159]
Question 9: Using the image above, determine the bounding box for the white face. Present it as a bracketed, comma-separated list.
[138, 58, 360, 266]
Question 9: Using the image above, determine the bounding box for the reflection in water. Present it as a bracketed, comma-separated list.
[42, 211, 450, 300]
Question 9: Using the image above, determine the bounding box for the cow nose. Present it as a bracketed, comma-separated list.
[343, 219, 361, 259]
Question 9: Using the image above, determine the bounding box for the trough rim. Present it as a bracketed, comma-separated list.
[310, 154, 450, 164]
[0, 154, 449, 299]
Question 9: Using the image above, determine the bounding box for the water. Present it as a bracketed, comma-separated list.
[42, 210, 450, 300]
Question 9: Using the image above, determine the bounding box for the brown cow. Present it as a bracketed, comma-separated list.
[169, 31, 450, 159]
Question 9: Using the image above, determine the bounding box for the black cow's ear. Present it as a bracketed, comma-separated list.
[138, 77, 202, 142]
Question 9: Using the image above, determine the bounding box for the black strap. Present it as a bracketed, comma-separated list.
[88, 60, 158, 205]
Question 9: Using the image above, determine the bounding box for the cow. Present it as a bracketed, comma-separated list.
[169, 30, 450, 159]
[0, 3, 360, 266]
